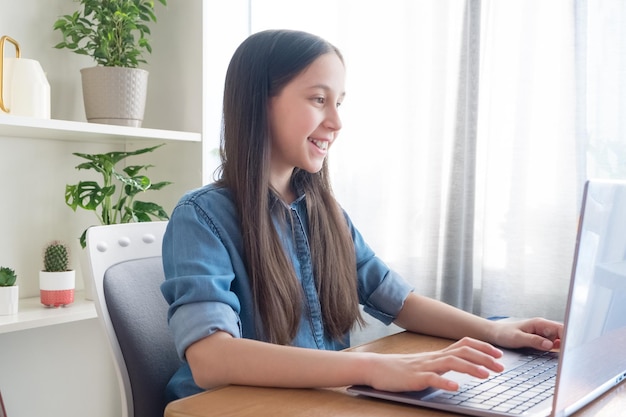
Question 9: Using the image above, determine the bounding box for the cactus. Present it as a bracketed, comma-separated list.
[0, 267, 17, 286]
[43, 241, 71, 272]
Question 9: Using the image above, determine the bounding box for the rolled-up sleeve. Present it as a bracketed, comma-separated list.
[161, 200, 245, 359]
[348, 214, 414, 324]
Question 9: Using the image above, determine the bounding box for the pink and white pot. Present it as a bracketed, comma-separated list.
[39, 270, 75, 307]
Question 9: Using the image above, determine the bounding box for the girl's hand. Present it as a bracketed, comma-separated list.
[489, 317, 563, 351]
[364, 337, 505, 392]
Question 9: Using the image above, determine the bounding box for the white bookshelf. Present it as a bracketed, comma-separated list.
[0, 1, 236, 416]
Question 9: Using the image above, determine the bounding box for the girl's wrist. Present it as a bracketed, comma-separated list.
[483, 318, 505, 346]
[346, 351, 379, 387]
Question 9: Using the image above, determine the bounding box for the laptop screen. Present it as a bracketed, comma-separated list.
[553, 179, 626, 416]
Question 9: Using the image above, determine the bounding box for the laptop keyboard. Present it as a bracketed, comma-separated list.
[429, 350, 558, 415]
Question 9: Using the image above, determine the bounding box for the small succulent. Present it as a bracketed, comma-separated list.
[43, 241, 71, 272]
[0, 267, 17, 287]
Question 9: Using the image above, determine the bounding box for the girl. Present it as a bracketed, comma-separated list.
[160, 29, 562, 401]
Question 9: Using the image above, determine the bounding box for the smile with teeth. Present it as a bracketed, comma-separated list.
[309, 138, 329, 151]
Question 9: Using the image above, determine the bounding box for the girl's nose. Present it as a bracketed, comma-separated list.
[324, 106, 342, 132]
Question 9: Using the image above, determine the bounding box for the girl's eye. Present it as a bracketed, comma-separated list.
[312, 96, 342, 107]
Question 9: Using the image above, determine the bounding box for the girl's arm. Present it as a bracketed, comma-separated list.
[394, 292, 563, 351]
[186, 292, 562, 393]
[186, 329, 504, 393]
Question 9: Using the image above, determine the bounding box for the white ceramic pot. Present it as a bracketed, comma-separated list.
[40, 270, 75, 307]
[0, 285, 19, 315]
[80, 66, 149, 127]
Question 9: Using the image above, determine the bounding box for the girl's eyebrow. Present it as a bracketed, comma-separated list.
[308, 84, 346, 99]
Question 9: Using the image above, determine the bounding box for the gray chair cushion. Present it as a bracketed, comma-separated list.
[104, 256, 180, 417]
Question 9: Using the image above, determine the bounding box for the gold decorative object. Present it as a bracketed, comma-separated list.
[0, 35, 21, 113]
[0, 35, 50, 118]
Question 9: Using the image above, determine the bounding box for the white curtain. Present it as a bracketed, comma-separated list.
[249, 0, 624, 344]
[475, 1, 578, 321]
[581, 0, 626, 180]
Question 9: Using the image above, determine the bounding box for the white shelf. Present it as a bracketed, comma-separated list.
[0, 291, 97, 334]
[0, 114, 201, 143]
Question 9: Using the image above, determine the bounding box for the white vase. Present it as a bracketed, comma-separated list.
[39, 270, 75, 307]
[0, 285, 19, 315]
[1, 57, 51, 118]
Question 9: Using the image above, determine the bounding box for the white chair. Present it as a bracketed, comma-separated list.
[86, 221, 179, 417]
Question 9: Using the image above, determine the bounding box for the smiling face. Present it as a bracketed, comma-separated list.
[268, 52, 346, 199]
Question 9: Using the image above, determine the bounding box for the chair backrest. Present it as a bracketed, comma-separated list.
[86, 221, 179, 417]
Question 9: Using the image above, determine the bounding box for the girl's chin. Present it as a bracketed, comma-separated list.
[299, 163, 325, 174]
[297, 156, 327, 174]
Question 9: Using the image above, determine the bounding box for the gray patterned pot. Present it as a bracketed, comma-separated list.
[80, 66, 149, 127]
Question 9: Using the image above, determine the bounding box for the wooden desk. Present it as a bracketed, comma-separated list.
[164, 332, 626, 417]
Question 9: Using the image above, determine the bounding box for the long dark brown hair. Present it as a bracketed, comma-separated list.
[217, 29, 364, 345]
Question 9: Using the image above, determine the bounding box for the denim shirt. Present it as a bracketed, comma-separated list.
[160, 183, 413, 401]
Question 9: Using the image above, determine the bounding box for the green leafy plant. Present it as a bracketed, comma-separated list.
[43, 241, 72, 272]
[53, 0, 167, 68]
[65, 144, 172, 248]
[0, 267, 17, 287]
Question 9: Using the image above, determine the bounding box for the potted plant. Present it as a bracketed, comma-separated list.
[65, 144, 171, 298]
[0, 267, 18, 315]
[40, 241, 76, 308]
[53, 0, 168, 127]
[65, 143, 172, 247]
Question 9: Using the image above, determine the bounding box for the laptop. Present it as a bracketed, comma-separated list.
[349, 179, 626, 417]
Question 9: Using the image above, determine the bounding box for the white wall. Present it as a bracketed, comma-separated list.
[0, 320, 120, 417]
